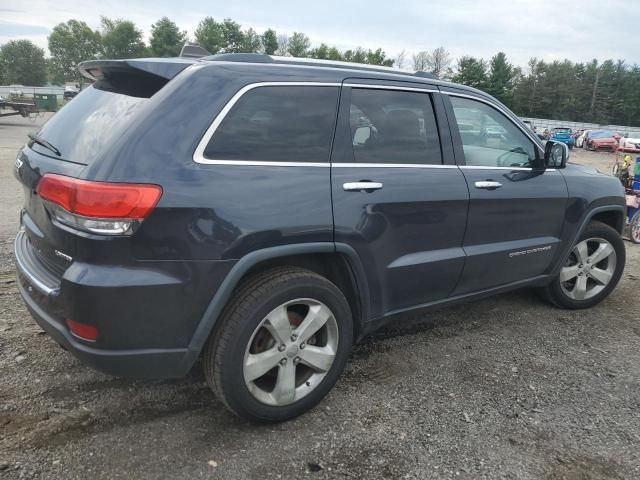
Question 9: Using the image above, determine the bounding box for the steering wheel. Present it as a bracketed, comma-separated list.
[496, 147, 529, 167]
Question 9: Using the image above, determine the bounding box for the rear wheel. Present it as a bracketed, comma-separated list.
[203, 267, 353, 422]
[543, 221, 625, 309]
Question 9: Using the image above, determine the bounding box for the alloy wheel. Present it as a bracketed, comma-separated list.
[631, 213, 640, 244]
[560, 237, 617, 300]
[243, 298, 339, 406]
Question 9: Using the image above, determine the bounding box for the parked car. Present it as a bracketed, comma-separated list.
[576, 129, 591, 148]
[63, 85, 80, 100]
[586, 130, 619, 152]
[618, 135, 640, 153]
[14, 54, 627, 422]
[550, 127, 575, 149]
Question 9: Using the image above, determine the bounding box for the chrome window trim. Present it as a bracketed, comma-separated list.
[459, 165, 556, 172]
[442, 91, 545, 150]
[333, 163, 456, 169]
[195, 159, 330, 167]
[344, 83, 438, 93]
[193, 82, 341, 166]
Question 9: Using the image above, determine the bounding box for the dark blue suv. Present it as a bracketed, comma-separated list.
[14, 54, 626, 421]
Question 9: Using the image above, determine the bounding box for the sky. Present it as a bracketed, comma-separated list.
[1, 0, 638, 70]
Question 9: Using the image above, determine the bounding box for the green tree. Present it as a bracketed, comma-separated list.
[149, 17, 186, 57]
[101, 17, 147, 59]
[327, 47, 343, 61]
[46, 58, 65, 85]
[195, 17, 224, 54]
[0, 40, 47, 86]
[343, 47, 368, 63]
[261, 28, 278, 55]
[365, 48, 393, 67]
[0, 57, 5, 84]
[451, 56, 488, 90]
[288, 32, 310, 57]
[309, 43, 330, 59]
[48, 20, 102, 83]
[240, 28, 261, 53]
[486, 52, 514, 105]
[221, 19, 245, 53]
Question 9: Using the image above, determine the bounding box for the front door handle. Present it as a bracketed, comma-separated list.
[343, 181, 383, 192]
[474, 180, 502, 190]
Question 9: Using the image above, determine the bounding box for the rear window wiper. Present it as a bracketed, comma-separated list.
[27, 133, 61, 157]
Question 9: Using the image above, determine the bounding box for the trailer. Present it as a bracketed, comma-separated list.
[0, 97, 37, 117]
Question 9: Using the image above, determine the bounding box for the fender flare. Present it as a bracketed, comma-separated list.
[181, 242, 370, 370]
[551, 205, 625, 277]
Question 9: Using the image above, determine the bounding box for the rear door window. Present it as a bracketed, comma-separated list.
[204, 85, 339, 163]
[347, 88, 442, 165]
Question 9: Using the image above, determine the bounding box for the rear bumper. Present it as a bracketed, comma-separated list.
[14, 228, 233, 378]
[17, 278, 190, 378]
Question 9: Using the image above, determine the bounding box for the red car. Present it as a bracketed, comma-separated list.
[586, 130, 619, 152]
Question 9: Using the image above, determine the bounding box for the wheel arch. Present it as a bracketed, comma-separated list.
[551, 205, 625, 277]
[182, 242, 370, 371]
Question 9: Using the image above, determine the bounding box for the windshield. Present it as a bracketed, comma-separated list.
[553, 128, 571, 133]
[31, 86, 148, 164]
[590, 131, 614, 139]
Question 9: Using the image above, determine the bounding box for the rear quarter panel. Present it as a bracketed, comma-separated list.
[82, 64, 340, 261]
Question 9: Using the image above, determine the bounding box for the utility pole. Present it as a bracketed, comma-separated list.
[589, 68, 600, 120]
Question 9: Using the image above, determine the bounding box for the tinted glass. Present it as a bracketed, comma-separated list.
[204, 86, 339, 163]
[450, 96, 537, 168]
[32, 86, 148, 164]
[348, 88, 442, 164]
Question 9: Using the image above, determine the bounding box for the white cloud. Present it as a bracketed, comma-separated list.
[1, 0, 637, 68]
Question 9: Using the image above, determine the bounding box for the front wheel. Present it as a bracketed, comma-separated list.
[630, 211, 640, 244]
[204, 267, 353, 422]
[543, 221, 625, 309]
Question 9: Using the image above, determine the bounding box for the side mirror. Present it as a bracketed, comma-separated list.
[544, 140, 569, 168]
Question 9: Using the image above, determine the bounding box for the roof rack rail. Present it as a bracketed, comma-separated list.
[204, 53, 424, 78]
[413, 71, 437, 79]
[204, 53, 274, 63]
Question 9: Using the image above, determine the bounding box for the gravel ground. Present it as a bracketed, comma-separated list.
[0, 115, 639, 479]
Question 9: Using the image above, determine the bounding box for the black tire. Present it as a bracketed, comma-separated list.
[542, 221, 625, 309]
[203, 267, 353, 422]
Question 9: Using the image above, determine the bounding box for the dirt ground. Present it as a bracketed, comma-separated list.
[0, 115, 638, 479]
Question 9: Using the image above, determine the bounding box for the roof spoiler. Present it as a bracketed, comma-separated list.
[79, 58, 198, 82]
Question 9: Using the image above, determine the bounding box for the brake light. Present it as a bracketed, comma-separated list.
[37, 174, 162, 235]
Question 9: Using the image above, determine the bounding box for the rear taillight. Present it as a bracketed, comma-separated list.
[37, 174, 162, 235]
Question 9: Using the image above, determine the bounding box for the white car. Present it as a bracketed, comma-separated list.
[618, 136, 640, 153]
[576, 130, 591, 148]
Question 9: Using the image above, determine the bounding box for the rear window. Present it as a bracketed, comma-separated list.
[31, 85, 148, 164]
[203, 85, 339, 163]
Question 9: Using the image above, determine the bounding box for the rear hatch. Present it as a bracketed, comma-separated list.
[15, 58, 194, 291]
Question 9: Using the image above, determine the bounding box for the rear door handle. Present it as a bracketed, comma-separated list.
[343, 181, 383, 192]
[474, 181, 502, 190]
